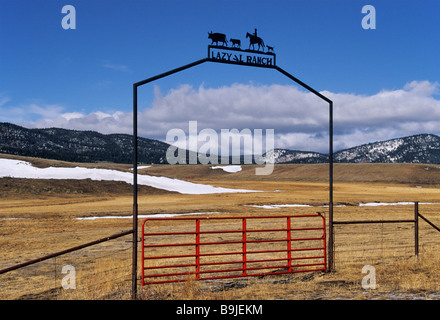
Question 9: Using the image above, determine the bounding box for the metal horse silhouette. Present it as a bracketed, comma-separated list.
[246, 32, 265, 51]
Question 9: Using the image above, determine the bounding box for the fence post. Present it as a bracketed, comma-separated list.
[196, 219, 200, 279]
[242, 218, 247, 276]
[287, 217, 292, 272]
[415, 201, 419, 259]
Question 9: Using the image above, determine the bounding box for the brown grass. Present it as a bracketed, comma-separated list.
[1, 155, 440, 300]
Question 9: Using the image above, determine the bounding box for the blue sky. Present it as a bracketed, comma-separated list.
[1, 0, 439, 152]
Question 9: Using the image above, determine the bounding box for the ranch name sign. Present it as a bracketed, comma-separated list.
[209, 46, 275, 67]
[207, 29, 276, 67]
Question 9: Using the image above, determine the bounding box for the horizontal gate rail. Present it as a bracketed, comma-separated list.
[0, 229, 133, 275]
[333, 219, 415, 225]
[141, 215, 326, 285]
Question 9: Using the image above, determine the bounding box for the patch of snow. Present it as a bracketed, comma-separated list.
[76, 211, 220, 220]
[359, 202, 438, 207]
[0, 159, 259, 195]
[246, 204, 312, 209]
[210, 165, 242, 173]
[129, 166, 151, 170]
[359, 202, 414, 207]
[246, 203, 347, 209]
[246, 201, 439, 209]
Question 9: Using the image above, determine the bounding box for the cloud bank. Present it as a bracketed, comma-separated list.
[11, 80, 440, 153]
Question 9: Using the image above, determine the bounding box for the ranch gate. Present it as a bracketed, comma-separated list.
[141, 215, 326, 285]
[132, 31, 334, 298]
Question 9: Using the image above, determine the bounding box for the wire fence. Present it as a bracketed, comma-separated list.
[332, 202, 440, 269]
[0, 233, 133, 300]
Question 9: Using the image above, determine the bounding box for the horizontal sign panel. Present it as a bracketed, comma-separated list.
[208, 45, 276, 68]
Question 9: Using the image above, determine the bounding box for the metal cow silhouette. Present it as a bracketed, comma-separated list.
[230, 38, 241, 48]
[208, 32, 228, 46]
[246, 32, 265, 51]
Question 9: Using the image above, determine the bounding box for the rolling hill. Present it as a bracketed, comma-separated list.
[2, 122, 440, 165]
[0, 122, 169, 164]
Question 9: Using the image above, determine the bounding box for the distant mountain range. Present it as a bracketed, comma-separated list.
[1, 122, 440, 165]
[262, 133, 440, 164]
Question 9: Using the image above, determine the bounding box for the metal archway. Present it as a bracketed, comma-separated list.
[131, 48, 333, 299]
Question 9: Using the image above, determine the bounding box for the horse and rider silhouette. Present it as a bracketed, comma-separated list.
[208, 29, 269, 53]
[246, 28, 265, 51]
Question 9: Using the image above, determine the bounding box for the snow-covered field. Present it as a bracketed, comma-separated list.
[0, 159, 258, 195]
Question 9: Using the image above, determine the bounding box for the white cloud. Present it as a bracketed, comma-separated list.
[26, 110, 133, 134]
[0, 101, 66, 125]
[60, 112, 84, 121]
[27, 104, 65, 119]
[11, 80, 440, 153]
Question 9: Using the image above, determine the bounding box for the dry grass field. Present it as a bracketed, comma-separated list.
[1, 153, 440, 300]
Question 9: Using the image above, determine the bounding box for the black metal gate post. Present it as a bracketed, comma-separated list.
[132, 84, 138, 300]
[415, 201, 419, 258]
[328, 100, 334, 271]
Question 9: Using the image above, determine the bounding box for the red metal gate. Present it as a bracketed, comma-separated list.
[141, 214, 326, 285]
